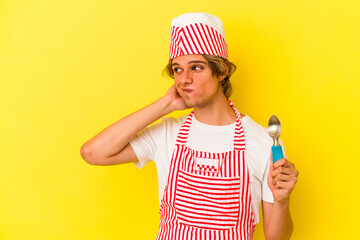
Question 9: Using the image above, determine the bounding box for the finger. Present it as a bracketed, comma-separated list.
[275, 178, 297, 190]
[273, 158, 295, 169]
[272, 166, 299, 178]
[273, 174, 298, 185]
[267, 163, 276, 189]
[272, 158, 286, 168]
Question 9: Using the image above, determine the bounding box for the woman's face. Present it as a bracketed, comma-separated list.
[172, 54, 223, 108]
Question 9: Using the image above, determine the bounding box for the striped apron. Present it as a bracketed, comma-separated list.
[156, 101, 255, 240]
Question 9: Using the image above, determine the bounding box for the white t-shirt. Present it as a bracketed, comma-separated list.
[130, 114, 286, 224]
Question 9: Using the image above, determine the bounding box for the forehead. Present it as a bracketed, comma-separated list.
[172, 54, 208, 65]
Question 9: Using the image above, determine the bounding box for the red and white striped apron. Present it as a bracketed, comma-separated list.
[156, 100, 255, 240]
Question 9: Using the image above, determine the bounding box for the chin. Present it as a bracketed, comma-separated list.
[181, 98, 195, 108]
[180, 96, 194, 107]
[185, 99, 208, 108]
[183, 95, 211, 108]
[184, 101, 196, 108]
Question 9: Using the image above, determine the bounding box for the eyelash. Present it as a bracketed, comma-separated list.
[192, 65, 202, 71]
[173, 65, 203, 74]
[173, 68, 182, 73]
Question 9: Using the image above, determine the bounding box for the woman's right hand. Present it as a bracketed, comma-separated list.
[163, 84, 189, 111]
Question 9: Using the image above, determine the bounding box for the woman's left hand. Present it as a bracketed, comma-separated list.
[267, 158, 299, 203]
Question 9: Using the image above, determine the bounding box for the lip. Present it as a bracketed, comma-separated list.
[182, 88, 193, 94]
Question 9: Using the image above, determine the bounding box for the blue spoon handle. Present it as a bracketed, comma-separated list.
[272, 146, 283, 163]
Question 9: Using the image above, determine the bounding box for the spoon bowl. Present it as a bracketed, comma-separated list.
[267, 115, 283, 163]
[268, 115, 282, 139]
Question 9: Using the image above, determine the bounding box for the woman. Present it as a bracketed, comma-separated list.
[81, 12, 299, 240]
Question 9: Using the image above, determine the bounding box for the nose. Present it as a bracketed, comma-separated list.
[177, 69, 193, 86]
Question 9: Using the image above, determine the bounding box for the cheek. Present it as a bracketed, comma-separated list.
[201, 76, 220, 91]
[174, 76, 181, 86]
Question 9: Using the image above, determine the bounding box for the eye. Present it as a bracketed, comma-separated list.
[192, 65, 203, 71]
[172, 67, 182, 74]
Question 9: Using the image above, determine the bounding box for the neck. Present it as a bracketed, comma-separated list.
[193, 95, 237, 126]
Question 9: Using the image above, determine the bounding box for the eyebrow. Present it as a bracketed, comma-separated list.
[172, 60, 208, 66]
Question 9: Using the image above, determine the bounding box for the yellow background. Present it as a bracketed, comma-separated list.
[1, 0, 359, 239]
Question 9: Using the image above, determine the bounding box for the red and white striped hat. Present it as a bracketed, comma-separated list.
[169, 12, 228, 60]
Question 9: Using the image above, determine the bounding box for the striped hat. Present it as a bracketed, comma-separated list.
[169, 13, 228, 60]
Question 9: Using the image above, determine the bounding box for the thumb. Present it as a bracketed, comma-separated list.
[268, 150, 274, 178]
[267, 156, 275, 190]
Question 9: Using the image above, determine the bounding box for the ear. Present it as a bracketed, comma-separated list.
[219, 64, 229, 81]
[218, 76, 226, 83]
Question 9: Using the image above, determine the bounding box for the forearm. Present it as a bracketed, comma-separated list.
[265, 200, 293, 240]
[81, 95, 174, 163]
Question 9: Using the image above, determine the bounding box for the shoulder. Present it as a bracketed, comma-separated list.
[155, 114, 188, 132]
[241, 115, 273, 154]
[242, 115, 271, 138]
[159, 114, 188, 127]
[146, 114, 188, 136]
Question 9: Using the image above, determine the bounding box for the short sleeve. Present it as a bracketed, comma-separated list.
[129, 116, 185, 169]
[129, 128, 155, 169]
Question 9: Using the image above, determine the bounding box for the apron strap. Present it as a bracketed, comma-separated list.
[175, 111, 195, 145]
[229, 100, 246, 151]
[175, 100, 245, 151]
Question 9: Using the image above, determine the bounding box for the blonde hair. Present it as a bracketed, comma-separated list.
[163, 54, 237, 98]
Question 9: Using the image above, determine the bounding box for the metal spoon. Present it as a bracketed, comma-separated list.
[268, 115, 284, 163]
